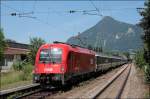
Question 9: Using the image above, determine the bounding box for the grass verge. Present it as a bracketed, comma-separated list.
[0, 70, 32, 90]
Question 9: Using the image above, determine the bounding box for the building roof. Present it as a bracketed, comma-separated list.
[7, 41, 29, 49]
[4, 41, 30, 55]
[4, 47, 30, 55]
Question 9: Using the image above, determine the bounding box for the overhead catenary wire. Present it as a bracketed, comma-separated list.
[1, 1, 143, 27]
[1, 2, 68, 32]
[89, 0, 103, 16]
[2, 2, 140, 17]
[1, 3, 36, 18]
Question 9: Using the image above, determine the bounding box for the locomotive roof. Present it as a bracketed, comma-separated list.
[40, 42, 95, 55]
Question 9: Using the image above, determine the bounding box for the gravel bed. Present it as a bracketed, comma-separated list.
[97, 64, 130, 98]
[47, 65, 125, 98]
[121, 63, 149, 98]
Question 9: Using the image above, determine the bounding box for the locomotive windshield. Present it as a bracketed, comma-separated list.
[39, 48, 62, 63]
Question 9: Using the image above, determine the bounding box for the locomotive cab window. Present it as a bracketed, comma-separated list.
[39, 48, 62, 64]
[39, 49, 50, 62]
[51, 48, 62, 64]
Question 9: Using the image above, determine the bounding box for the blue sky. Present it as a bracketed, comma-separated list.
[1, 0, 145, 44]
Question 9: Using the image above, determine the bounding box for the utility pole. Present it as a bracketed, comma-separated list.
[73, 32, 87, 48]
[95, 32, 103, 52]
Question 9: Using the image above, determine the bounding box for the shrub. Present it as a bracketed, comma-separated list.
[134, 50, 146, 69]
[13, 61, 23, 71]
[135, 50, 150, 82]
[21, 63, 33, 80]
[12, 60, 33, 80]
[144, 64, 150, 83]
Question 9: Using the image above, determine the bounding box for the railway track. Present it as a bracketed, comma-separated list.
[48, 64, 130, 98]
[23, 87, 60, 99]
[0, 83, 41, 99]
[23, 65, 127, 99]
[82, 63, 131, 98]
[0, 64, 130, 99]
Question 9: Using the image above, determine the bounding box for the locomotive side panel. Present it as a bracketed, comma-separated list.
[75, 52, 95, 75]
[66, 51, 95, 77]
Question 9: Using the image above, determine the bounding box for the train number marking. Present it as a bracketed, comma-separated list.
[44, 68, 53, 72]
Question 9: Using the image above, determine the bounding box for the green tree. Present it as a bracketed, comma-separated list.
[0, 28, 6, 66]
[134, 50, 146, 69]
[28, 37, 45, 65]
[123, 52, 130, 60]
[139, 0, 150, 65]
[139, 0, 150, 82]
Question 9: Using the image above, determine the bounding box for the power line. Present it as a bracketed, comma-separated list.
[1, 3, 50, 29]
[89, 0, 99, 12]
[2, 2, 139, 17]
[89, 0, 103, 16]
[2, 1, 36, 18]
[1, 3, 36, 18]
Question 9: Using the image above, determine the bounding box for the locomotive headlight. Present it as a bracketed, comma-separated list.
[61, 66, 64, 72]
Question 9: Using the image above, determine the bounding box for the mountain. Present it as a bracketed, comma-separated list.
[67, 16, 143, 51]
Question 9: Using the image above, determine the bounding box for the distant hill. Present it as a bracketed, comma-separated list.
[67, 16, 143, 51]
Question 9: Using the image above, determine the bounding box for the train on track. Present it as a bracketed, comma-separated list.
[33, 41, 127, 86]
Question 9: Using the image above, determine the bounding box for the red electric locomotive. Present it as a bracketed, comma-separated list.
[33, 41, 96, 85]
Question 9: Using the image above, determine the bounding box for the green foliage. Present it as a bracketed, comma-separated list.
[1, 62, 33, 87]
[134, 50, 150, 82]
[0, 71, 32, 90]
[21, 63, 33, 80]
[13, 61, 23, 71]
[139, 0, 150, 82]
[12, 60, 33, 80]
[134, 50, 146, 69]
[0, 71, 23, 86]
[123, 52, 130, 59]
[28, 37, 45, 65]
[139, 0, 150, 65]
[0, 28, 6, 66]
[144, 64, 150, 82]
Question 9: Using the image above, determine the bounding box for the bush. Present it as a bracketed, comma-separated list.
[1, 61, 33, 88]
[21, 63, 33, 80]
[13, 61, 23, 71]
[144, 64, 150, 83]
[135, 50, 150, 82]
[12, 60, 33, 80]
[134, 50, 146, 69]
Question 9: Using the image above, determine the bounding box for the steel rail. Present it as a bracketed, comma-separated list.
[116, 64, 131, 99]
[0, 83, 40, 98]
[90, 64, 130, 99]
[23, 86, 58, 99]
